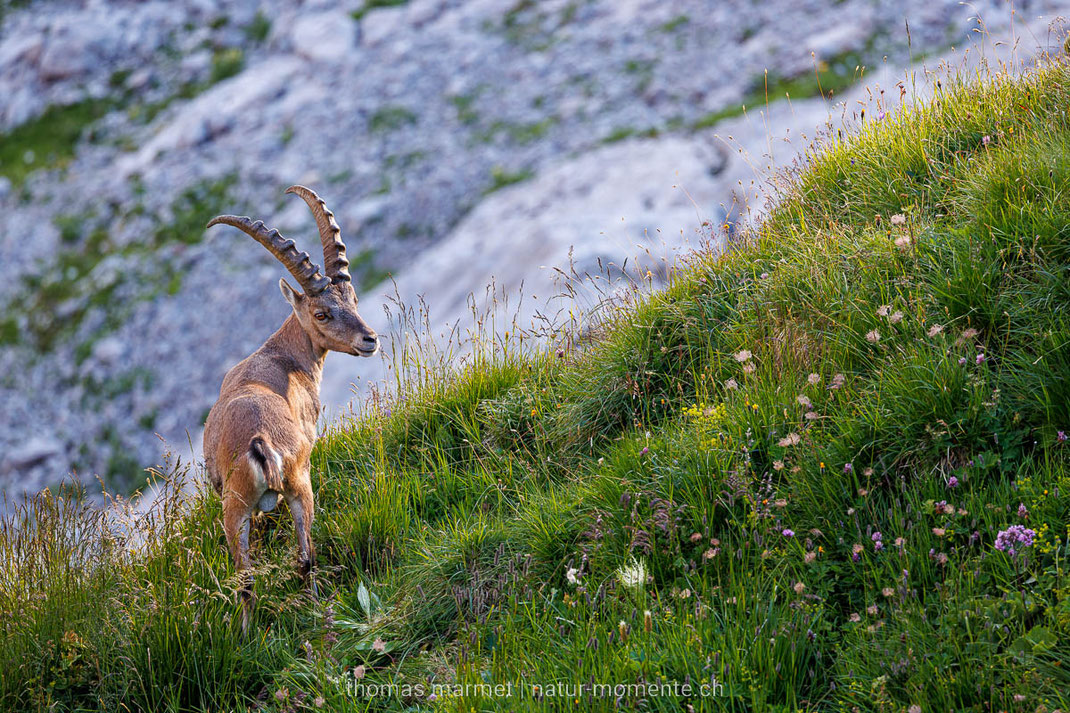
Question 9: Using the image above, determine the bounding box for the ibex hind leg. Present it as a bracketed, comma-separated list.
[286, 485, 318, 598]
[223, 500, 254, 633]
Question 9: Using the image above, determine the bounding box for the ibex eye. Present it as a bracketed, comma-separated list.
[314, 312, 329, 321]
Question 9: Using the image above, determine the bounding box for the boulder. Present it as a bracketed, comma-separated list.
[291, 9, 357, 63]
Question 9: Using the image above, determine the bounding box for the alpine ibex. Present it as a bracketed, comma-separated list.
[204, 185, 379, 632]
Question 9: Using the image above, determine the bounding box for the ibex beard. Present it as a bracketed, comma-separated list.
[203, 185, 379, 633]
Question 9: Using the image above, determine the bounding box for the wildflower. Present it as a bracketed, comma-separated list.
[976, 353, 986, 365]
[882, 587, 895, 598]
[619, 620, 628, 641]
[877, 305, 891, 317]
[872, 532, 883, 542]
[314, 696, 325, 708]
[849, 612, 861, 622]
[644, 610, 652, 633]
[690, 532, 703, 543]
[867, 604, 879, 616]
[742, 363, 756, 374]
[890, 214, 907, 226]
[935, 552, 948, 565]
[843, 463, 853, 474]
[566, 567, 581, 586]
[773, 460, 785, 471]
[734, 350, 752, 362]
[796, 394, 812, 407]
[1059, 430, 1067, 442]
[909, 705, 922, 713]
[866, 329, 881, 344]
[804, 551, 817, 563]
[805, 411, 820, 420]
[830, 373, 845, 390]
[982, 135, 991, 146]
[778, 433, 801, 447]
[894, 235, 912, 249]
[852, 543, 864, 561]
[774, 498, 788, 508]
[724, 378, 738, 390]
[640, 447, 649, 456]
[863, 467, 873, 476]
[928, 324, 944, 337]
[995, 525, 1036, 556]
[947, 476, 959, 488]
[889, 311, 904, 324]
[353, 665, 366, 680]
[1017, 503, 1028, 520]
[807, 373, 821, 385]
[679, 588, 691, 599]
[895, 537, 905, 548]
[958, 357, 967, 365]
[932, 528, 946, 537]
[782, 528, 795, 538]
[275, 689, 289, 702]
[793, 581, 806, 594]
[372, 638, 386, 653]
[960, 327, 979, 341]
[618, 558, 647, 589]
[704, 547, 719, 559]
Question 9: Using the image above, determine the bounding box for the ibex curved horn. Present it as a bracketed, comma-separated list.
[206, 215, 331, 295]
[285, 185, 351, 284]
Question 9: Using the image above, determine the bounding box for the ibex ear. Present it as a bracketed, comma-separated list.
[279, 278, 304, 309]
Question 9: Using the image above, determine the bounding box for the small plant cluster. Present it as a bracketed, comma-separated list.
[3, 59, 1070, 711]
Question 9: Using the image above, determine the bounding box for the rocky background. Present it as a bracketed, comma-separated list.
[0, 0, 1065, 496]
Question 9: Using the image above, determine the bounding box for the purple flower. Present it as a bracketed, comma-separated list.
[872, 532, 883, 542]
[958, 357, 967, 365]
[877, 111, 886, 121]
[640, 447, 649, 456]
[873, 541, 884, 552]
[976, 353, 986, 365]
[947, 476, 959, 488]
[843, 463, 853, 474]
[851, 551, 861, 562]
[1017, 503, 1028, 520]
[994, 525, 1036, 557]
[1058, 431, 1067, 442]
[782, 529, 795, 538]
[982, 135, 991, 146]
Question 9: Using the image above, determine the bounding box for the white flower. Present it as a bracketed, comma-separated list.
[877, 305, 891, 317]
[796, 394, 812, 408]
[617, 558, 647, 590]
[890, 213, 907, 226]
[807, 373, 821, 385]
[889, 311, 904, 324]
[927, 324, 944, 337]
[734, 350, 752, 362]
[865, 329, 881, 344]
[724, 378, 738, 390]
[778, 433, 801, 447]
[566, 567, 581, 586]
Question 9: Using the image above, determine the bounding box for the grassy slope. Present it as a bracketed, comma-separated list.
[3, 61, 1070, 712]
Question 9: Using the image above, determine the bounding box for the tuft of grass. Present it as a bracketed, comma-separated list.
[0, 99, 116, 186]
[351, 0, 409, 22]
[368, 105, 418, 133]
[6, 60, 1070, 712]
[483, 165, 534, 194]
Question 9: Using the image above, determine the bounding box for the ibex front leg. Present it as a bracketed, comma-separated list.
[287, 475, 318, 598]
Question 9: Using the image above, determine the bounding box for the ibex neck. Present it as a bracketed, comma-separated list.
[263, 313, 326, 384]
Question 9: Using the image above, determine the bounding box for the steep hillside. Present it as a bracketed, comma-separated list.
[2, 60, 1070, 711]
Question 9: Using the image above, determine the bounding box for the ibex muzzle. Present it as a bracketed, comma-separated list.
[203, 185, 378, 632]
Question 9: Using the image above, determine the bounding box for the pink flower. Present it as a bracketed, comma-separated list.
[782, 529, 795, 538]
[372, 638, 386, 653]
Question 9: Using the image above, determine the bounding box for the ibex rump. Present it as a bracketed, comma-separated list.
[204, 185, 378, 631]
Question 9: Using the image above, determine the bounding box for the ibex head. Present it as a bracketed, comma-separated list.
[208, 185, 380, 357]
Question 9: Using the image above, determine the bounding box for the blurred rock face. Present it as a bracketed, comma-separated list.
[0, 0, 1061, 495]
